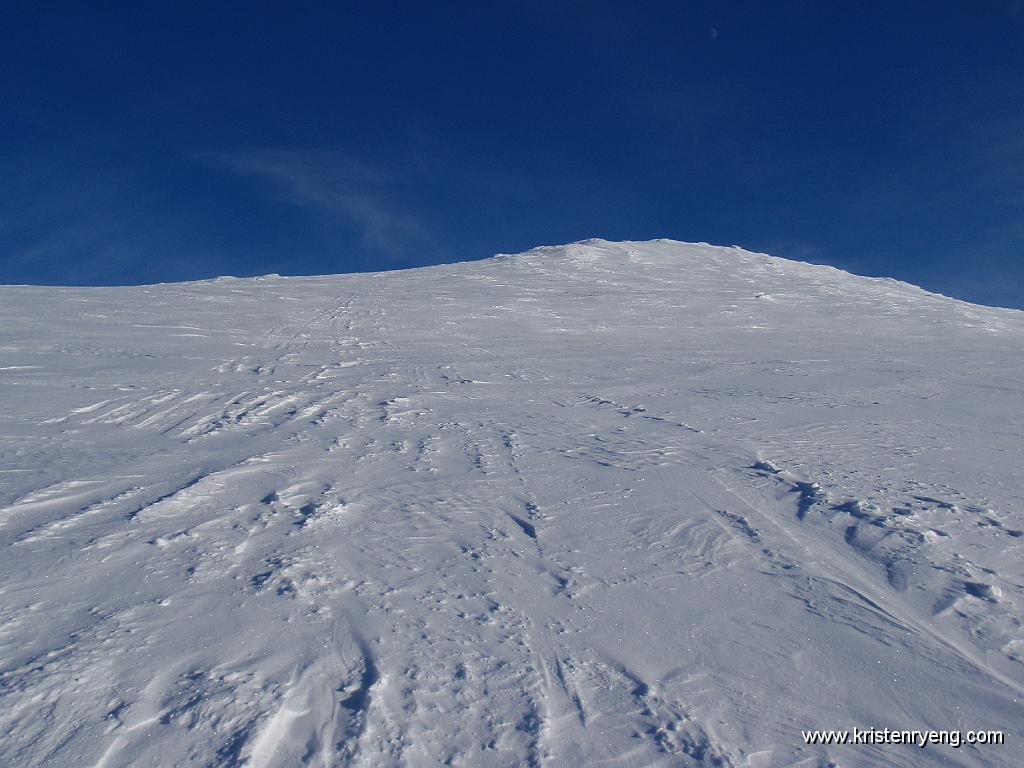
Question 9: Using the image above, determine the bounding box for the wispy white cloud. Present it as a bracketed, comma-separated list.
[211, 149, 432, 260]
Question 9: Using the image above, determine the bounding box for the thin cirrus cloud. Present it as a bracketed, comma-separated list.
[211, 149, 434, 262]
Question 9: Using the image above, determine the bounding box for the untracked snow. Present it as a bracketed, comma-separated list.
[0, 239, 1022, 767]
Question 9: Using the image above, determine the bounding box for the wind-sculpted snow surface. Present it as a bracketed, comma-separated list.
[1, 240, 1022, 767]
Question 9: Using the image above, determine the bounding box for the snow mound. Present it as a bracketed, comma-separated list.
[0, 240, 1021, 768]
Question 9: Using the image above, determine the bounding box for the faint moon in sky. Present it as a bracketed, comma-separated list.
[709, 27, 718, 40]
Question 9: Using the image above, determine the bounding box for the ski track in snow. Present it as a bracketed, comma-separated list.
[0, 239, 1022, 767]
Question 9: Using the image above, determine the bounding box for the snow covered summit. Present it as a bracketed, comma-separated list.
[1, 240, 1021, 767]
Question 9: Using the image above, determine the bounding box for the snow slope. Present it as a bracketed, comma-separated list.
[0, 239, 1022, 768]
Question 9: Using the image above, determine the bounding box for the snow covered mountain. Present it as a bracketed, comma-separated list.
[1, 239, 1021, 768]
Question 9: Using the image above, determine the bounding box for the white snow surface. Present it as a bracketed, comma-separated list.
[1, 239, 1022, 768]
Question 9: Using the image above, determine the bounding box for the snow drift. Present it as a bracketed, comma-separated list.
[0, 239, 1021, 767]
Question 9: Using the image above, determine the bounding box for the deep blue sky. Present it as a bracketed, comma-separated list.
[2, 2, 1023, 307]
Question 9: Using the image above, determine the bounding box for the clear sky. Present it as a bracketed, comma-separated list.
[2, 1, 1023, 307]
